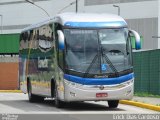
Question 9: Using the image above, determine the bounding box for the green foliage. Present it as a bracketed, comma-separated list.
[134, 92, 160, 98]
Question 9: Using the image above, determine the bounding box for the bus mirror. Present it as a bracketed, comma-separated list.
[129, 30, 141, 50]
[57, 30, 65, 50]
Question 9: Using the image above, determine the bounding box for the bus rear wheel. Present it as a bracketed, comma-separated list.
[27, 80, 44, 102]
[54, 85, 64, 108]
[108, 100, 119, 108]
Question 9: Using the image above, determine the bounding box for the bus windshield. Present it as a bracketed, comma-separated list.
[64, 28, 132, 76]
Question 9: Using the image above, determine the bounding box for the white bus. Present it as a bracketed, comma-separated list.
[19, 13, 141, 108]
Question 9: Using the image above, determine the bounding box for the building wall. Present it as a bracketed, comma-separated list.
[0, 34, 19, 53]
[84, 0, 158, 19]
[126, 18, 158, 49]
[85, 0, 157, 6]
[0, 33, 19, 90]
[158, 0, 160, 48]
[0, 55, 18, 90]
[84, 0, 158, 49]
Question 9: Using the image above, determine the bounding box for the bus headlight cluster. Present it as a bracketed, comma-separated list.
[64, 79, 83, 88]
[123, 79, 134, 86]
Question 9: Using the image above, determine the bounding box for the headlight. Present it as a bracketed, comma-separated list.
[123, 79, 134, 86]
[64, 79, 83, 87]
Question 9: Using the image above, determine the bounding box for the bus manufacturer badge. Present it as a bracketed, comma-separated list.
[99, 85, 105, 90]
[101, 64, 107, 71]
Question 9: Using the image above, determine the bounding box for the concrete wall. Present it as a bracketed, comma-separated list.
[126, 18, 158, 49]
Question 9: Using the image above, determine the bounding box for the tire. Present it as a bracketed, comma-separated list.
[108, 100, 119, 108]
[54, 84, 64, 108]
[51, 79, 55, 98]
[27, 79, 44, 103]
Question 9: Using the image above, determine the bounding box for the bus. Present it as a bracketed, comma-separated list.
[19, 13, 141, 108]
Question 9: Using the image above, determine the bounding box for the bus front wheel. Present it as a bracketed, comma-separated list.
[108, 100, 119, 108]
[54, 85, 64, 108]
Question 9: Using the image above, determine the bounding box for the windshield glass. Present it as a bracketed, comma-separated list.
[64, 28, 132, 75]
[99, 28, 132, 73]
[64, 29, 100, 73]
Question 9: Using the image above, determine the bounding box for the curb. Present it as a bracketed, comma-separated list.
[0, 90, 22, 93]
[120, 100, 160, 112]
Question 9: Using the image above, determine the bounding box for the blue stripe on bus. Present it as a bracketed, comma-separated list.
[64, 21, 127, 28]
[64, 73, 134, 85]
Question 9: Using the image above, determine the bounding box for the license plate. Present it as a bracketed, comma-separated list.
[96, 93, 108, 98]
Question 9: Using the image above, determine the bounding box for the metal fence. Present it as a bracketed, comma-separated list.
[133, 49, 160, 95]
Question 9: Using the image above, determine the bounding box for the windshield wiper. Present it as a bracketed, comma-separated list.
[83, 53, 99, 78]
[101, 47, 119, 77]
[83, 48, 119, 78]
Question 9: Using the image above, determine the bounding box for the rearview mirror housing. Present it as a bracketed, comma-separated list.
[57, 30, 65, 50]
[129, 30, 141, 50]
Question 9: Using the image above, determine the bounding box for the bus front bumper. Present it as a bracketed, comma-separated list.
[63, 79, 134, 102]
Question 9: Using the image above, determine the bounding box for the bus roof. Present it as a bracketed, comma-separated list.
[54, 13, 127, 28]
[22, 12, 127, 32]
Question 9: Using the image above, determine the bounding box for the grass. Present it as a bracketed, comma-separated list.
[156, 104, 160, 106]
[134, 92, 160, 98]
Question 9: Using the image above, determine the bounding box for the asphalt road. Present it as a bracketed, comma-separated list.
[0, 93, 158, 115]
